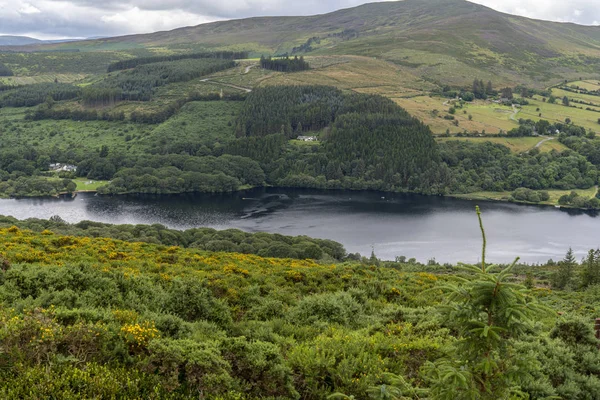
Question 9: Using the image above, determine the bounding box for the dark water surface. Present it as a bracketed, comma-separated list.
[1, 188, 598, 263]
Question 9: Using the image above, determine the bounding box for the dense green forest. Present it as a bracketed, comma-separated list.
[97, 154, 265, 194]
[0, 62, 13, 77]
[236, 86, 343, 137]
[440, 142, 597, 192]
[259, 56, 310, 72]
[1, 213, 600, 398]
[84, 87, 445, 195]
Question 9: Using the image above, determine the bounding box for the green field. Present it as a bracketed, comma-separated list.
[73, 178, 109, 191]
[395, 92, 600, 135]
[520, 96, 600, 132]
[452, 186, 598, 206]
[568, 80, 600, 91]
[552, 88, 600, 108]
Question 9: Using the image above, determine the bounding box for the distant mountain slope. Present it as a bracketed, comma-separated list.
[0, 35, 42, 46]
[31, 0, 600, 85]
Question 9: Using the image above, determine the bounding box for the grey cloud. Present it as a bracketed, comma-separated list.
[470, 0, 600, 25]
[45, 0, 371, 19]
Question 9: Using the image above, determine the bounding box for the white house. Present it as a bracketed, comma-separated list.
[49, 163, 77, 172]
[297, 136, 318, 142]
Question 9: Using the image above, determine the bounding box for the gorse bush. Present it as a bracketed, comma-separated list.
[290, 291, 366, 326]
[0, 215, 346, 261]
[0, 225, 446, 398]
[0, 211, 598, 398]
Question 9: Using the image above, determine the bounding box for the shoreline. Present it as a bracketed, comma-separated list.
[8, 186, 600, 211]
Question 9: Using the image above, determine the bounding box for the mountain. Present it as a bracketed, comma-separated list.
[26, 0, 600, 85]
[0, 35, 43, 46]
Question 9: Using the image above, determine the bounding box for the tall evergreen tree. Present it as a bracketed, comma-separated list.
[581, 249, 600, 287]
[553, 247, 576, 289]
[424, 207, 550, 399]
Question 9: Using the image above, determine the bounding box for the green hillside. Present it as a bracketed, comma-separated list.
[32, 0, 600, 87]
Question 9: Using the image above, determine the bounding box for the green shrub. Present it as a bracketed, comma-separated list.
[165, 279, 232, 325]
[222, 337, 299, 399]
[146, 338, 234, 395]
[290, 291, 365, 327]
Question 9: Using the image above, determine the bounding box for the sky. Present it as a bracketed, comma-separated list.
[0, 0, 598, 40]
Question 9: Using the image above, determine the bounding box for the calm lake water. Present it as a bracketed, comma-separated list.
[0, 188, 598, 264]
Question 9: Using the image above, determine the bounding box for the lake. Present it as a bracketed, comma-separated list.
[0, 188, 598, 264]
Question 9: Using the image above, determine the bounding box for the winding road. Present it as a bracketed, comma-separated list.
[509, 104, 521, 121]
[198, 63, 256, 93]
[199, 78, 252, 93]
[534, 136, 555, 149]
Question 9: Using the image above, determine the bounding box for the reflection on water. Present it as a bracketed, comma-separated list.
[0, 188, 599, 264]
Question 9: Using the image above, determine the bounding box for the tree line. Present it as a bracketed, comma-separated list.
[0, 82, 79, 107]
[107, 51, 248, 72]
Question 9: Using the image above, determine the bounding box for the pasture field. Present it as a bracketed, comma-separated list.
[394, 97, 519, 134]
[520, 97, 600, 132]
[396, 92, 600, 135]
[568, 80, 600, 91]
[552, 88, 600, 108]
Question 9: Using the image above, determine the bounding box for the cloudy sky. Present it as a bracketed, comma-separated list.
[0, 0, 598, 40]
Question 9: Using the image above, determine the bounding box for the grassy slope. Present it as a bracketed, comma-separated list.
[262, 55, 434, 96]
